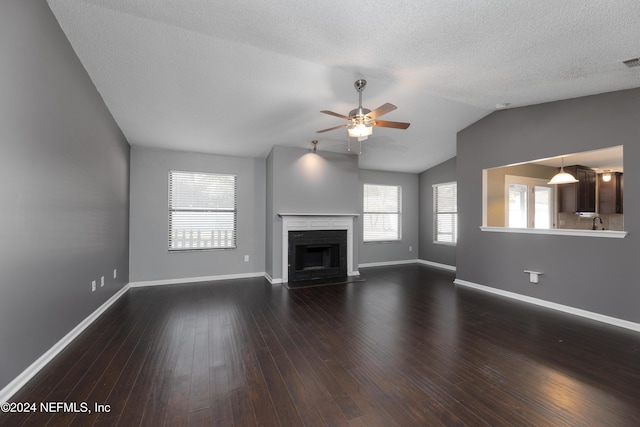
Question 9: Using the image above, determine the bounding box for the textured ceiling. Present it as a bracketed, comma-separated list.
[47, 0, 640, 173]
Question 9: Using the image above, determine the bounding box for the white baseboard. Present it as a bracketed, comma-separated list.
[129, 271, 266, 287]
[417, 259, 457, 272]
[265, 273, 283, 284]
[454, 278, 640, 333]
[0, 284, 130, 403]
[358, 259, 456, 272]
[358, 259, 418, 268]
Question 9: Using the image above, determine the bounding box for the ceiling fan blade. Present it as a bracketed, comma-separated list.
[316, 124, 349, 133]
[366, 103, 397, 119]
[373, 120, 411, 129]
[320, 110, 350, 120]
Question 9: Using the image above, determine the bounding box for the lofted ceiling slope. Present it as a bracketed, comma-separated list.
[47, 0, 640, 173]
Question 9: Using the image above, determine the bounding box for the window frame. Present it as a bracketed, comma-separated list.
[433, 181, 458, 245]
[168, 170, 238, 251]
[504, 175, 555, 230]
[362, 183, 402, 243]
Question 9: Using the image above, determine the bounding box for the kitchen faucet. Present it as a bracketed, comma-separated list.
[592, 216, 603, 230]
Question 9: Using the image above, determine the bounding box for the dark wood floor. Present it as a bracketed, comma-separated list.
[3, 264, 640, 426]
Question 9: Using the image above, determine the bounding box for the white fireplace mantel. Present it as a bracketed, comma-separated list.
[278, 213, 359, 283]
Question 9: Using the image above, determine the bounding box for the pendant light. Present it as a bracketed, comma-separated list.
[547, 157, 579, 184]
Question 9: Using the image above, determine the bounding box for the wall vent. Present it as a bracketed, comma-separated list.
[622, 57, 640, 68]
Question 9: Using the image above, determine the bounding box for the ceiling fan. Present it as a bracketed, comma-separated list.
[317, 79, 410, 145]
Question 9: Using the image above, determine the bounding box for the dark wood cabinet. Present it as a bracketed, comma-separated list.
[558, 165, 596, 213]
[599, 172, 623, 214]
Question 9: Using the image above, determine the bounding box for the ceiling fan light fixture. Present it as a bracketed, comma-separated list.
[347, 122, 373, 138]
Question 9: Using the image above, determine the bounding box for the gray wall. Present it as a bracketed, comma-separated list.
[266, 146, 359, 280]
[130, 147, 266, 282]
[457, 88, 640, 323]
[359, 169, 419, 265]
[418, 157, 457, 267]
[0, 0, 130, 390]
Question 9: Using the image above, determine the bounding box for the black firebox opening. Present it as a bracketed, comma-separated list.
[297, 244, 338, 270]
[288, 230, 347, 283]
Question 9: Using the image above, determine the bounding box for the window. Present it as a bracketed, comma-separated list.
[363, 184, 401, 242]
[433, 182, 457, 244]
[505, 175, 554, 229]
[169, 171, 237, 250]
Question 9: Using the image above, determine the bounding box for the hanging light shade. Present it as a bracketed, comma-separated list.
[347, 122, 373, 139]
[602, 170, 612, 182]
[547, 157, 579, 184]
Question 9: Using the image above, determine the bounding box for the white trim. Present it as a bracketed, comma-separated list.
[359, 259, 417, 268]
[454, 278, 640, 333]
[129, 272, 266, 287]
[279, 214, 359, 283]
[482, 169, 488, 227]
[0, 284, 130, 403]
[480, 226, 627, 238]
[417, 259, 457, 272]
[265, 273, 283, 284]
[357, 259, 457, 272]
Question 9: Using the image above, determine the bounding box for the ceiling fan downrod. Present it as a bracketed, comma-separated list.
[350, 79, 371, 118]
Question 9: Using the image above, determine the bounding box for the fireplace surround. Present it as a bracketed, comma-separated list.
[278, 213, 359, 283]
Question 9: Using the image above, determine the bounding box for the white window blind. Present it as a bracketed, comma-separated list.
[169, 171, 237, 250]
[363, 184, 402, 242]
[433, 182, 457, 244]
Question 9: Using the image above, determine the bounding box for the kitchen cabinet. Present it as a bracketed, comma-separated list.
[599, 172, 623, 214]
[558, 165, 596, 213]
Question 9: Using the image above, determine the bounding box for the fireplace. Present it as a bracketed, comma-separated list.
[288, 230, 347, 283]
[277, 213, 358, 284]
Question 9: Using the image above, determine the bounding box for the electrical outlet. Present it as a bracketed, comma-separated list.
[101, 276, 105, 287]
[113, 269, 117, 279]
[244, 255, 249, 262]
[409, 246, 413, 252]
[91, 280, 96, 292]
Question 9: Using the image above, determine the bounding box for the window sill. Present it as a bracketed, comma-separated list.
[169, 247, 237, 252]
[480, 226, 627, 239]
[433, 241, 456, 246]
[363, 240, 402, 244]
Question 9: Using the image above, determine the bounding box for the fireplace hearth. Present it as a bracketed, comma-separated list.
[288, 230, 347, 283]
